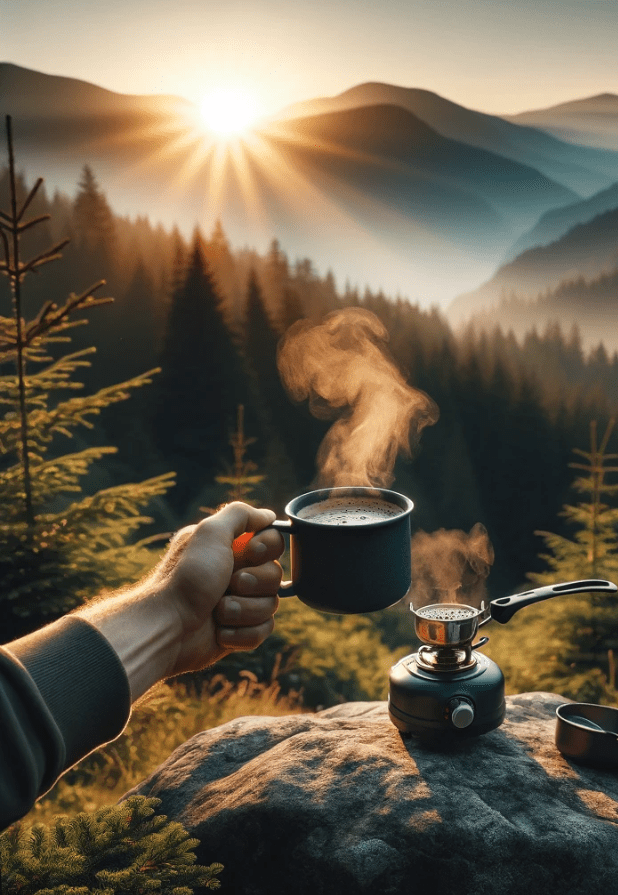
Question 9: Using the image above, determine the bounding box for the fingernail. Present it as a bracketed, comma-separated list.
[252, 541, 267, 555]
[227, 598, 241, 618]
[239, 571, 258, 589]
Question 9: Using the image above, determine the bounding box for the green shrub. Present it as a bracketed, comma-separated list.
[0, 795, 222, 894]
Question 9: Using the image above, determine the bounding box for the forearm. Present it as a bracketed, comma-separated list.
[77, 585, 183, 702]
[0, 584, 181, 830]
[0, 504, 281, 829]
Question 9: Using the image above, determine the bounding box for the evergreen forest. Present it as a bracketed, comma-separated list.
[2, 162, 616, 586]
[2, 139, 618, 827]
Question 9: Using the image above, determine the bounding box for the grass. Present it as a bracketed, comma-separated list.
[25, 670, 305, 826]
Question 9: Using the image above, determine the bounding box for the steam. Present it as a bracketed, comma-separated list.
[409, 524, 495, 610]
[277, 308, 439, 487]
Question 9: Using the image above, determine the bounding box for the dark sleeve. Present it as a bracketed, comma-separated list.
[0, 615, 131, 829]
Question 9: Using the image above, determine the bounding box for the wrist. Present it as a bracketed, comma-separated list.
[77, 586, 183, 702]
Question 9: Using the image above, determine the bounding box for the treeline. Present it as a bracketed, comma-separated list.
[469, 264, 618, 360]
[1, 164, 617, 598]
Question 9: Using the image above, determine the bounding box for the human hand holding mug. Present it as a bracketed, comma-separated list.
[234, 487, 415, 614]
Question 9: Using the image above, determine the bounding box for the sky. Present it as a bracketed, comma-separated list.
[3, 0, 618, 121]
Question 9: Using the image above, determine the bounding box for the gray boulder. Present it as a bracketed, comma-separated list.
[127, 693, 618, 894]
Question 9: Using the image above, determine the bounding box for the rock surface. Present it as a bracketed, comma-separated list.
[127, 693, 618, 894]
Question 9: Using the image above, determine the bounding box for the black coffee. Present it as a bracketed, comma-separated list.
[297, 496, 402, 525]
[416, 605, 477, 621]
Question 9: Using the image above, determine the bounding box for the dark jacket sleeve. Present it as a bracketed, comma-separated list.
[0, 616, 131, 829]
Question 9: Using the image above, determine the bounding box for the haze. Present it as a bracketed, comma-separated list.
[3, 0, 618, 119]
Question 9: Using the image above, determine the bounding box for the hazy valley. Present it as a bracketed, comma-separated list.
[4, 62, 618, 319]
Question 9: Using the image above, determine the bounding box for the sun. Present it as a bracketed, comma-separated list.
[198, 87, 260, 138]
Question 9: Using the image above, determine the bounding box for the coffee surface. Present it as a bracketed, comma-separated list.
[416, 605, 477, 621]
[297, 496, 403, 525]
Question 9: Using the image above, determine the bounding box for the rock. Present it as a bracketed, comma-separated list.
[126, 693, 618, 895]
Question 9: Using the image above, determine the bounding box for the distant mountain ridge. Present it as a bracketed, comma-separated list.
[279, 82, 618, 196]
[506, 93, 618, 152]
[448, 206, 618, 323]
[2, 63, 618, 307]
[0, 61, 192, 117]
[504, 181, 618, 261]
[465, 263, 618, 352]
[271, 103, 576, 229]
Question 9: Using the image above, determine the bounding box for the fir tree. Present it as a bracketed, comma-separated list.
[242, 269, 318, 499]
[512, 418, 618, 701]
[531, 418, 618, 583]
[150, 230, 249, 519]
[213, 403, 265, 505]
[204, 219, 240, 327]
[243, 268, 281, 430]
[0, 795, 223, 893]
[72, 165, 116, 257]
[0, 116, 175, 638]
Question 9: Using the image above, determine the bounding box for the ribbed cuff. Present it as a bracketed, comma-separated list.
[8, 616, 132, 770]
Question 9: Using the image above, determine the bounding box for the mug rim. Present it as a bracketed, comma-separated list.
[284, 486, 414, 527]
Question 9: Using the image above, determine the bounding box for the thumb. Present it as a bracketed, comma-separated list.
[204, 502, 276, 543]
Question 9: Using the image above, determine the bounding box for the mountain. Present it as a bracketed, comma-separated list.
[279, 82, 618, 196]
[268, 104, 576, 230]
[448, 207, 618, 323]
[506, 94, 618, 153]
[505, 181, 618, 261]
[0, 62, 193, 117]
[0, 65, 601, 304]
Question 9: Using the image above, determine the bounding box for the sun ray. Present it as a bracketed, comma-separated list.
[67, 92, 468, 300]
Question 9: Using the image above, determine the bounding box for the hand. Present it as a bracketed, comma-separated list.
[156, 502, 284, 676]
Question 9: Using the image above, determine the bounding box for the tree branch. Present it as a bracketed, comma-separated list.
[16, 177, 44, 222]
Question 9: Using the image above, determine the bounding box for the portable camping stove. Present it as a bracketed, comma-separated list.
[388, 633, 506, 738]
[388, 579, 618, 739]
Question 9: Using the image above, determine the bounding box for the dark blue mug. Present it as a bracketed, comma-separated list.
[269, 486, 414, 614]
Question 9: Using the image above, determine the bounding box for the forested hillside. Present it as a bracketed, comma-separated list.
[1, 163, 615, 603]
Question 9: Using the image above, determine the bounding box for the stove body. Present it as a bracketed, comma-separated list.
[388, 645, 505, 738]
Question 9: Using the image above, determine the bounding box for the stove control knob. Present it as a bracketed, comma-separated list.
[448, 697, 475, 729]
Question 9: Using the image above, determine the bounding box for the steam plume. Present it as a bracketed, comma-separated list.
[409, 524, 495, 610]
[277, 308, 439, 487]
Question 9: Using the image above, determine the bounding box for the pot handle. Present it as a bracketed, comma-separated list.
[490, 578, 618, 624]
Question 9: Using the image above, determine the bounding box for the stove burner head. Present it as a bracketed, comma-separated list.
[416, 644, 477, 671]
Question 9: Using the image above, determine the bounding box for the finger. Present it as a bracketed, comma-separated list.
[233, 528, 285, 569]
[215, 617, 275, 652]
[214, 594, 279, 627]
[202, 502, 276, 544]
[228, 560, 282, 595]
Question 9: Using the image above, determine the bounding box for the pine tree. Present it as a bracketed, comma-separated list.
[72, 165, 116, 257]
[0, 795, 223, 893]
[213, 403, 266, 505]
[531, 419, 618, 583]
[243, 269, 281, 430]
[242, 269, 318, 499]
[150, 230, 249, 519]
[261, 238, 290, 331]
[204, 219, 240, 327]
[0, 116, 175, 638]
[508, 418, 618, 701]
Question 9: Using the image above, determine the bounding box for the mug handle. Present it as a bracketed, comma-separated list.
[232, 520, 297, 598]
[269, 519, 296, 597]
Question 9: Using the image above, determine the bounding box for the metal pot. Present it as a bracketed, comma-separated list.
[556, 702, 618, 768]
[412, 579, 618, 647]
